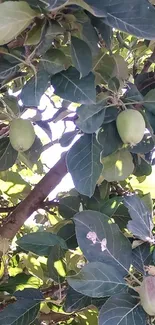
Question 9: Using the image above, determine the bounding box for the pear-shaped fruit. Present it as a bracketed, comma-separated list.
[9, 118, 35, 152]
[116, 109, 145, 146]
[139, 276, 155, 316]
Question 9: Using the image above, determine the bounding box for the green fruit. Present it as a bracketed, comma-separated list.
[101, 149, 134, 182]
[116, 109, 145, 146]
[139, 276, 155, 316]
[9, 118, 35, 152]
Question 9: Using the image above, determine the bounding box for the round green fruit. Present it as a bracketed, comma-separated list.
[9, 118, 35, 152]
[116, 109, 145, 146]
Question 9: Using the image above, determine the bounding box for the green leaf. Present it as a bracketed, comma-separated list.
[51, 67, 96, 105]
[124, 195, 154, 243]
[66, 134, 102, 197]
[84, 0, 155, 40]
[47, 245, 66, 283]
[59, 130, 78, 147]
[143, 89, 155, 114]
[0, 1, 37, 45]
[67, 262, 127, 298]
[24, 22, 44, 46]
[58, 196, 81, 219]
[17, 232, 67, 256]
[97, 122, 123, 158]
[20, 69, 50, 107]
[94, 54, 116, 83]
[130, 134, 154, 154]
[0, 170, 31, 199]
[0, 273, 41, 294]
[0, 138, 18, 171]
[82, 20, 99, 56]
[91, 17, 112, 49]
[76, 101, 118, 134]
[132, 242, 152, 274]
[41, 49, 66, 75]
[74, 210, 132, 275]
[101, 149, 134, 182]
[36, 20, 64, 56]
[57, 223, 78, 249]
[99, 293, 146, 325]
[100, 197, 122, 217]
[71, 36, 92, 78]
[134, 157, 152, 177]
[0, 57, 19, 81]
[0, 296, 40, 325]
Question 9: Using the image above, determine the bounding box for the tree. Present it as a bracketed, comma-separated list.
[1, 0, 155, 324]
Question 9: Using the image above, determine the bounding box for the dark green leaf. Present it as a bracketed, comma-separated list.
[57, 223, 78, 249]
[67, 262, 127, 298]
[130, 134, 154, 154]
[124, 195, 154, 243]
[14, 288, 43, 300]
[59, 130, 78, 147]
[74, 210, 132, 275]
[0, 298, 40, 325]
[71, 36, 92, 77]
[84, 0, 155, 40]
[99, 293, 146, 325]
[17, 232, 67, 256]
[124, 83, 143, 103]
[21, 136, 43, 164]
[51, 67, 96, 105]
[47, 245, 66, 283]
[100, 197, 122, 217]
[41, 49, 66, 75]
[76, 101, 118, 133]
[91, 17, 113, 49]
[113, 204, 131, 230]
[97, 122, 123, 157]
[0, 57, 19, 81]
[144, 89, 155, 114]
[82, 21, 99, 56]
[36, 21, 64, 56]
[0, 138, 18, 171]
[132, 242, 152, 274]
[20, 70, 50, 107]
[64, 286, 107, 312]
[66, 134, 102, 197]
[134, 157, 152, 177]
[58, 196, 81, 219]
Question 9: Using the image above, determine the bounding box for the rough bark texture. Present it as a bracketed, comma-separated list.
[0, 154, 67, 240]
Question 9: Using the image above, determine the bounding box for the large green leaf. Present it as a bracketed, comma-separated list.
[71, 36, 92, 78]
[41, 49, 66, 75]
[67, 262, 127, 298]
[0, 273, 41, 294]
[0, 138, 18, 171]
[82, 20, 99, 56]
[74, 210, 132, 275]
[0, 289, 43, 325]
[124, 195, 154, 243]
[132, 242, 152, 275]
[99, 293, 146, 325]
[58, 196, 81, 219]
[97, 122, 123, 157]
[17, 232, 67, 256]
[76, 101, 118, 133]
[84, 0, 155, 40]
[0, 1, 37, 45]
[66, 134, 102, 197]
[20, 69, 50, 107]
[51, 67, 96, 104]
[0, 57, 19, 81]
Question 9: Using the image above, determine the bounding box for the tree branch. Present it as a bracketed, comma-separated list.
[0, 153, 67, 240]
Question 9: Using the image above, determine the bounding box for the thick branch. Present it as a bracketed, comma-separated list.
[0, 154, 67, 240]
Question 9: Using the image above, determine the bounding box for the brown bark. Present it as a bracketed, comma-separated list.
[0, 154, 67, 240]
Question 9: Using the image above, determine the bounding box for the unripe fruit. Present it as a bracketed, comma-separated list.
[116, 109, 145, 146]
[139, 276, 155, 315]
[9, 118, 35, 152]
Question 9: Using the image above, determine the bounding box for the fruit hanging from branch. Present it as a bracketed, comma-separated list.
[9, 118, 36, 152]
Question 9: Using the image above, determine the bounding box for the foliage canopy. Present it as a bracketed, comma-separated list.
[1, 0, 155, 324]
